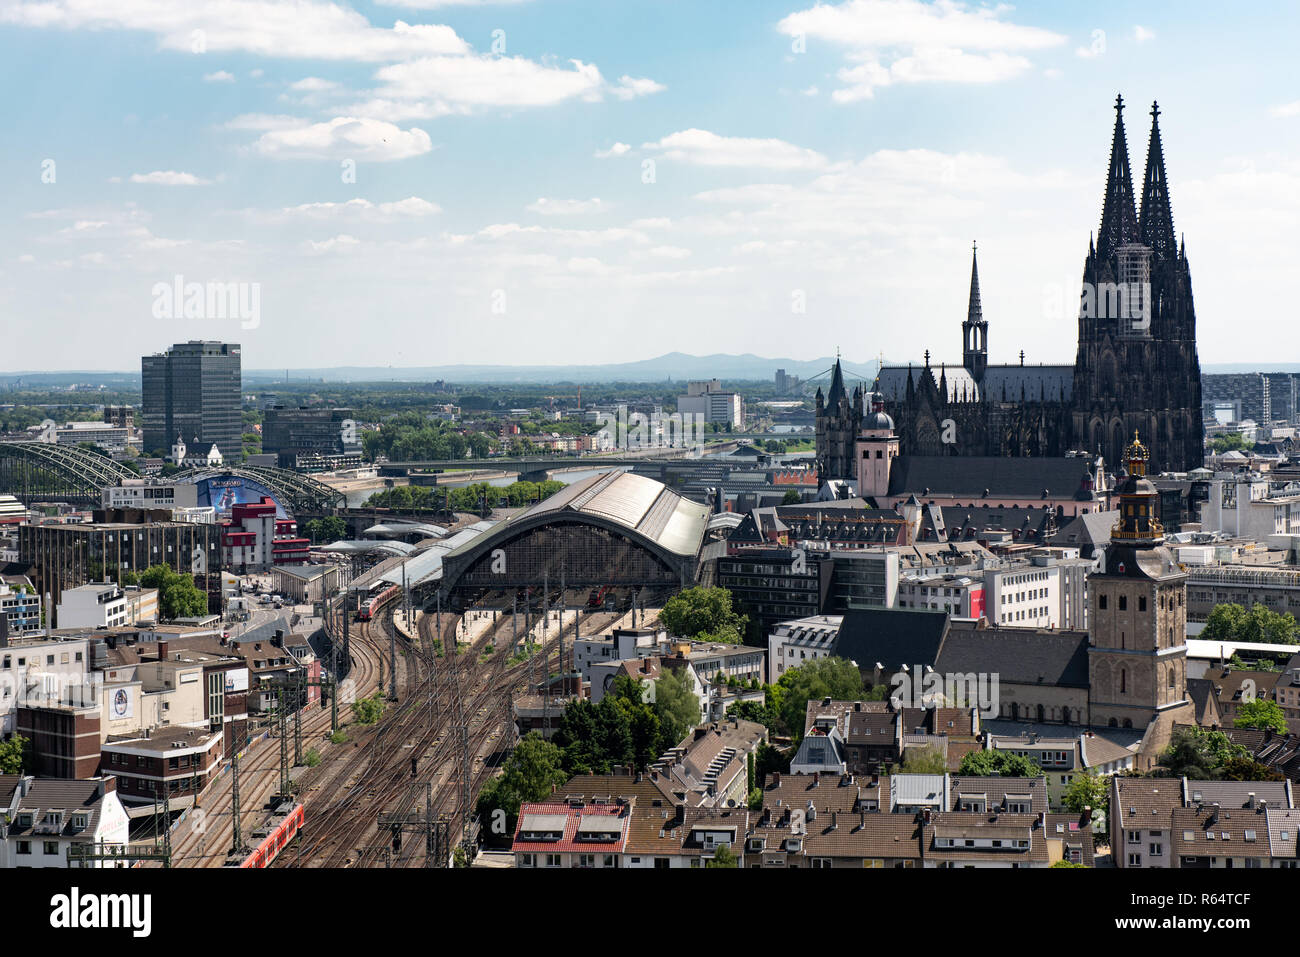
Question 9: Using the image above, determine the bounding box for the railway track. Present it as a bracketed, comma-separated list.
[275, 592, 652, 868]
[166, 594, 397, 867]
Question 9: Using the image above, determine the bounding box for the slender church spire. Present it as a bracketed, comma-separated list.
[962, 241, 988, 381]
[827, 355, 846, 408]
[1097, 94, 1139, 260]
[1139, 101, 1177, 261]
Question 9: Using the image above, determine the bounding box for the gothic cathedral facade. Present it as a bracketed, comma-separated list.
[816, 96, 1203, 481]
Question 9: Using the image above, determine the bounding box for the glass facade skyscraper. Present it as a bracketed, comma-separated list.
[141, 341, 242, 458]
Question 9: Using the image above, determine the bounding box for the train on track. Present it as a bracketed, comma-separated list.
[226, 800, 304, 868]
[359, 583, 401, 621]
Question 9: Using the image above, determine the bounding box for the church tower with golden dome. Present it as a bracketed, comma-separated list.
[1086, 432, 1191, 730]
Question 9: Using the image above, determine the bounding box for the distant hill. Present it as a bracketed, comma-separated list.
[4, 357, 1290, 389]
[239, 352, 882, 385]
[2, 353, 882, 387]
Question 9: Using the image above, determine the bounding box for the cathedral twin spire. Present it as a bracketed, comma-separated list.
[1097, 94, 1176, 262]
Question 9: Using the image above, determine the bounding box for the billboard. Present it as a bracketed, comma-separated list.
[224, 668, 250, 693]
[188, 475, 287, 519]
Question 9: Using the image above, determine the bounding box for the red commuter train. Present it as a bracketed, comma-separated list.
[228, 802, 304, 868]
[359, 583, 401, 621]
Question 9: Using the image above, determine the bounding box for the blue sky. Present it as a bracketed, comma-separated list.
[2, 0, 1298, 372]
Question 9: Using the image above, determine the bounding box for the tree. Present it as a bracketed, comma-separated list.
[0, 734, 29, 774]
[138, 564, 209, 619]
[1234, 699, 1289, 734]
[706, 843, 738, 868]
[1062, 771, 1110, 820]
[957, 750, 1044, 778]
[781, 489, 802, 505]
[754, 742, 789, 785]
[1154, 727, 1247, 779]
[774, 657, 867, 742]
[660, 587, 748, 644]
[902, 746, 947, 774]
[1217, 756, 1285, 782]
[1051, 860, 1087, 868]
[654, 667, 700, 750]
[475, 732, 569, 830]
[1202, 602, 1299, 645]
[1211, 432, 1249, 454]
[352, 694, 384, 725]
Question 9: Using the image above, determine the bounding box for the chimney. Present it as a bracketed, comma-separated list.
[1247, 792, 1256, 808]
[806, 800, 816, 822]
[772, 772, 781, 787]
[830, 811, 838, 830]
[1209, 802, 1221, 826]
[922, 808, 932, 824]
[157, 640, 169, 661]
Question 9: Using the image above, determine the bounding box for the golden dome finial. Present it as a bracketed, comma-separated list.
[1126, 430, 1149, 476]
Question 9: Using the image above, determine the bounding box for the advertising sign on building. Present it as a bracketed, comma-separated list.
[224, 667, 250, 693]
[111, 687, 134, 720]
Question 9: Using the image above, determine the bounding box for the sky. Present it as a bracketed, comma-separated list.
[1, 0, 1298, 373]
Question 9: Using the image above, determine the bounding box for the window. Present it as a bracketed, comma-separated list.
[1099, 595, 1107, 610]
[44, 841, 59, 855]
[17, 841, 31, 855]
[1139, 596, 1147, 612]
[1119, 596, 1127, 611]
[545, 854, 561, 868]
[1128, 853, 1142, 866]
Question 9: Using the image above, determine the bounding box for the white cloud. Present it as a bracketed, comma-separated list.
[350, 55, 606, 119]
[801, 85, 819, 96]
[224, 113, 310, 132]
[526, 197, 606, 216]
[1270, 101, 1300, 118]
[649, 245, 690, 259]
[642, 129, 830, 171]
[129, 170, 212, 185]
[595, 142, 631, 159]
[203, 70, 235, 83]
[266, 197, 442, 222]
[1133, 25, 1155, 43]
[778, 0, 1065, 101]
[304, 234, 362, 253]
[290, 77, 340, 92]
[250, 117, 434, 161]
[0, 0, 470, 61]
[610, 75, 665, 100]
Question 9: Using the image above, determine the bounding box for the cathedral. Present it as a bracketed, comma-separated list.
[817, 96, 1204, 480]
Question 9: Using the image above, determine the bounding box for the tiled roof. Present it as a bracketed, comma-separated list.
[1170, 805, 1274, 859]
[511, 802, 628, 854]
[938, 622, 1091, 689]
[887, 455, 1091, 499]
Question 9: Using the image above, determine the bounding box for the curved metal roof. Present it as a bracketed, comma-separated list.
[361, 521, 448, 539]
[0, 441, 138, 494]
[511, 470, 709, 557]
[319, 539, 416, 557]
[175, 465, 345, 512]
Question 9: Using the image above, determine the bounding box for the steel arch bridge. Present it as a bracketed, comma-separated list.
[0, 442, 139, 507]
[175, 465, 346, 513]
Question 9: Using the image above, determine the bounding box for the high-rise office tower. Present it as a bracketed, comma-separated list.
[141, 341, 242, 459]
